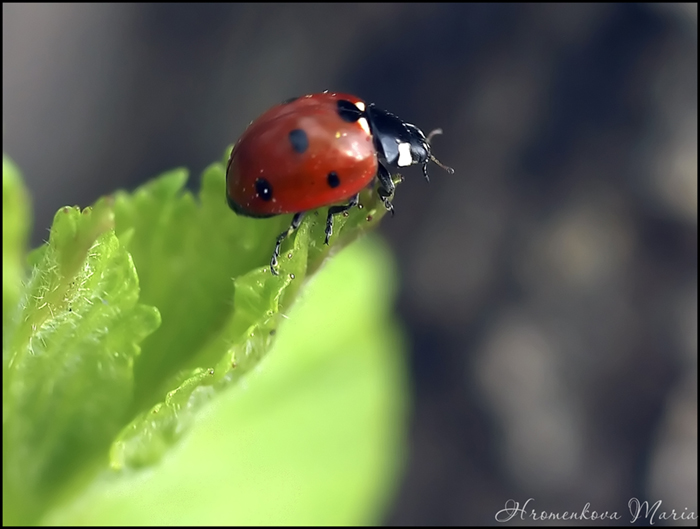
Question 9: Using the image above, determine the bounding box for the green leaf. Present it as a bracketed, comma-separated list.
[4, 150, 406, 526]
[2, 155, 31, 332]
[3, 201, 160, 525]
[107, 154, 394, 471]
[43, 235, 408, 526]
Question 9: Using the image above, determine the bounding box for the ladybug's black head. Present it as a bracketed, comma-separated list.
[365, 104, 454, 181]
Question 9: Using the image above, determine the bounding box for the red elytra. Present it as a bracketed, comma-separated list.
[226, 92, 376, 217]
[225, 91, 452, 275]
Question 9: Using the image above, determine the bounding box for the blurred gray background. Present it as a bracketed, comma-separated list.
[4, 3, 697, 525]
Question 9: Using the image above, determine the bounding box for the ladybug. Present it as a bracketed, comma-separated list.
[226, 92, 453, 275]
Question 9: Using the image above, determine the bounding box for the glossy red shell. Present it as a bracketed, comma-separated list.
[226, 92, 378, 216]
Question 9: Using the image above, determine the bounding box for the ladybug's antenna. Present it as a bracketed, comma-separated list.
[426, 128, 444, 144]
[425, 128, 455, 178]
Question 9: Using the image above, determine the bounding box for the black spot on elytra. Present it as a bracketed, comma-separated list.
[327, 171, 340, 188]
[337, 99, 362, 123]
[282, 96, 299, 104]
[255, 178, 273, 201]
[288, 129, 309, 154]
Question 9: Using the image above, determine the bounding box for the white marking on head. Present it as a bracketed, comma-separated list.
[358, 117, 371, 135]
[397, 142, 413, 167]
[354, 101, 366, 112]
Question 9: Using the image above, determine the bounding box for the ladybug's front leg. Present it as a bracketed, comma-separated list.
[376, 163, 395, 216]
[271, 212, 305, 275]
[324, 193, 360, 245]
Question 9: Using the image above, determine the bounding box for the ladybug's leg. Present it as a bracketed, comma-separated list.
[271, 212, 305, 275]
[324, 193, 360, 245]
[376, 163, 395, 216]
